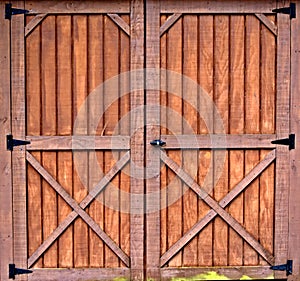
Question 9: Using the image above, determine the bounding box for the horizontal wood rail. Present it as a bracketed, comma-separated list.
[26, 135, 130, 150]
[161, 266, 274, 280]
[162, 134, 276, 149]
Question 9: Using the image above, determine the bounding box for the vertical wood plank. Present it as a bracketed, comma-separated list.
[213, 15, 229, 266]
[41, 15, 57, 268]
[88, 14, 105, 268]
[259, 15, 276, 266]
[145, 0, 160, 279]
[160, 14, 168, 264]
[130, 0, 144, 279]
[120, 14, 131, 265]
[198, 15, 214, 266]
[26, 15, 42, 268]
[11, 1, 27, 277]
[275, 13, 290, 278]
[167, 17, 183, 267]
[0, 1, 13, 279]
[57, 15, 73, 268]
[244, 15, 260, 266]
[290, 1, 300, 278]
[103, 15, 120, 267]
[182, 15, 198, 267]
[228, 15, 245, 266]
[73, 15, 89, 268]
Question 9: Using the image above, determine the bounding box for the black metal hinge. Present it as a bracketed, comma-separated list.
[5, 3, 29, 20]
[9, 264, 33, 280]
[270, 260, 293, 276]
[272, 3, 296, 19]
[7, 134, 30, 151]
[271, 134, 295, 150]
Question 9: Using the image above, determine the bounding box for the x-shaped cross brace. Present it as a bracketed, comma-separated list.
[26, 151, 130, 268]
[160, 150, 276, 266]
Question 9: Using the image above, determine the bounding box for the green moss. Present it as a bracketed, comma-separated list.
[113, 278, 128, 281]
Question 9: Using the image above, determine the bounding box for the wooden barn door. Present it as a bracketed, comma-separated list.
[6, 0, 294, 281]
[145, 1, 292, 280]
[9, 0, 145, 280]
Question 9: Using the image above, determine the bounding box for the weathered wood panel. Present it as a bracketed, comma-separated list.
[290, 1, 300, 278]
[0, 2, 13, 280]
[160, 14, 277, 268]
[12, 1, 28, 278]
[26, 12, 131, 271]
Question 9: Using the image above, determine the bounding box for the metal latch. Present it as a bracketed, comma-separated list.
[150, 139, 166, 147]
[7, 134, 30, 151]
[9, 264, 33, 280]
[272, 3, 296, 19]
[5, 3, 29, 20]
[270, 260, 293, 276]
[271, 134, 295, 150]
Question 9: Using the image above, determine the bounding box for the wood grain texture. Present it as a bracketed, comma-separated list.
[28, 268, 130, 281]
[26, 151, 130, 267]
[160, 13, 181, 37]
[28, 152, 130, 268]
[41, 15, 58, 268]
[103, 14, 120, 267]
[213, 15, 229, 266]
[160, 266, 274, 280]
[161, 134, 276, 149]
[130, 0, 145, 279]
[161, 152, 275, 265]
[198, 15, 214, 267]
[160, 0, 276, 13]
[107, 14, 130, 36]
[228, 15, 245, 266]
[166, 16, 183, 267]
[182, 15, 198, 267]
[57, 15, 73, 268]
[88, 14, 105, 268]
[290, 1, 300, 278]
[73, 15, 89, 268]
[244, 15, 260, 266]
[255, 14, 277, 36]
[119, 14, 131, 265]
[160, 14, 168, 267]
[26, 136, 130, 150]
[145, 0, 161, 279]
[25, 14, 47, 37]
[0, 1, 12, 279]
[26, 0, 130, 14]
[11, 1, 28, 277]
[274, 13, 290, 278]
[259, 15, 276, 266]
[160, 150, 276, 267]
[26, 14, 42, 268]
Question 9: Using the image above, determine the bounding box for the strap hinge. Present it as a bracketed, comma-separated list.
[7, 134, 30, 151]
[9, 264, 33, 280]
[5, 3, 29, 20]
[271, 134, 295, 150]
[272, 3, 296, 19]
[270, 260, 293, 276]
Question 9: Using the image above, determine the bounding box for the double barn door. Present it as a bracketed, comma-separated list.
[4, 0, 293, 280]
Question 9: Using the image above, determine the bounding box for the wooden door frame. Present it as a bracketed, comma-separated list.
[1, 1, 300, 281]
[289, 1, 300, 280]
[144, 1, 299, 280]
[0, 1, 145, 280]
